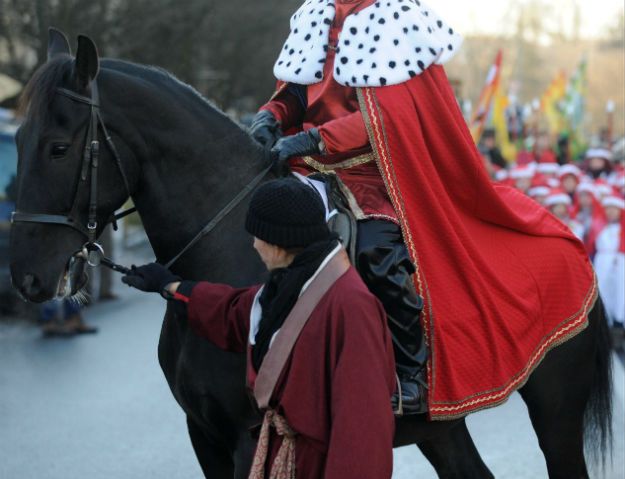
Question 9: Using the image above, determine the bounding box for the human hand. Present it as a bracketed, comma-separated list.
[121, 263, 181, 297]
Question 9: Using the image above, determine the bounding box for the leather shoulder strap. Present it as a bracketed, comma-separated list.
[253, 248, 350, 410]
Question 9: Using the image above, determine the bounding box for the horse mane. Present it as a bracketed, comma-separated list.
[17, 56, 256, 140]
[17, 54, 74, 120]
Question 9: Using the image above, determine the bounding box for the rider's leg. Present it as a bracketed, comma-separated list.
[356, 219, 427, 414]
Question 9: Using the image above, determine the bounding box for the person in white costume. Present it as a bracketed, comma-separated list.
[544, 189, 584, 240]
[593, 195, 625, 343]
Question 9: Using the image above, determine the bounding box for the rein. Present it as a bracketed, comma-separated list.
[11, 81, 273, 271]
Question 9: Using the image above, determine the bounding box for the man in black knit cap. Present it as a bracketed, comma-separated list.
[122, 178, 396, 478]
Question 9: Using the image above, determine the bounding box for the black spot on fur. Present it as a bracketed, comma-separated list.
[315, 71, 322, 79]
[370, 47, 377, 53]
[389, 61, 396, 68]
[409, 70, 416, 77]
[372, 62, 377, 68]
[323, 18, 331, 25]
[340, 56, 348, 64]
[417, 60, 425, 70]
[374, 34, 380, 41]
[449, 28, 454, 34]
[394, 12, 399, 19]
[378, 18, 386, 24]
[401, 6, 411, 12]
[448, 44, 453, 50]
[295, 68, 301, 75]
[429, 47, 437, 56]
[415, 47, 422, 53]
[336, 67, 341, 75]
[357, 59, 364, 64]
[350, 27, 358, 34]
[380, 77, 387, 85]
[404, 59, 410, 66]
[394, 39, 399, 46]
[437, 20, 443, 28]
[363, 74, 369, 82]
[305, 33, 311, 41]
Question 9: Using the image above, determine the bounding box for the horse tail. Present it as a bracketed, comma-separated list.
[583, 296, 613, 465]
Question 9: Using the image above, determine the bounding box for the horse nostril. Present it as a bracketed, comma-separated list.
[21, 273, 42, 298]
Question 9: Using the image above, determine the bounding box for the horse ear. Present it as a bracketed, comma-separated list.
[47, 27, 71, 60]
[74, 35, 99, 88]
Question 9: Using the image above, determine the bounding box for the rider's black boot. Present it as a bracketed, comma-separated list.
[356, 220, 428, 415]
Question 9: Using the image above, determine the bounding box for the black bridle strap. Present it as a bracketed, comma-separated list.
[163, 163, 273, 269]
[10, 212, 91, 237]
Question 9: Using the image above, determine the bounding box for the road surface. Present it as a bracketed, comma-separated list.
[1, 272, 623, 478]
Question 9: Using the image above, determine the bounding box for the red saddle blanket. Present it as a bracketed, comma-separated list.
[358, 66, 597, 420]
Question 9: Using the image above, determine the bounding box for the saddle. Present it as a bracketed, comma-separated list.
[309, 173, 358, 264]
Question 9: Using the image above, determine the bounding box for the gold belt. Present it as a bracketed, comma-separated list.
[301, 152, 374, 172]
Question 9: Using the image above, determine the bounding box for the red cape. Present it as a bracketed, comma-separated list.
[358, 66, 597, 419]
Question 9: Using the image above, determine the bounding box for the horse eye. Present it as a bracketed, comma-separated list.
[50, 143, 70, 160]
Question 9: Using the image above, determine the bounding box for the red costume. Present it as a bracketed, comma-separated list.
[262, 0, 597, 419]
[175, 265, 396, 478]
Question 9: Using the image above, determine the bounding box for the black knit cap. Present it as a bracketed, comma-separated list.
[245, 178, 330, 248]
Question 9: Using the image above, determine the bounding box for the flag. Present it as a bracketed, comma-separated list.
[469, 50, 503, 143]
[491, 87, 517, 162]
[563, 58, 588, 159]
[540, 71, 567, 135]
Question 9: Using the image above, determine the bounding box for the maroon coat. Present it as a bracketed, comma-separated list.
[176, 266, 396, 478]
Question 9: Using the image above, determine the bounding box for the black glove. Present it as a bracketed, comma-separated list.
[249, 110, 282, 149]
[271, 128, 322, 165]
[121, 263, 181, 297]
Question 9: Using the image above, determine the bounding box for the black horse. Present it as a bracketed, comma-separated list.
[10, 31, 612, 479]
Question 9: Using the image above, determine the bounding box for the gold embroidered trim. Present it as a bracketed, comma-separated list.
[429, 278, 598, 419]
[357, 86, 600, 420]
[301, 153, 374, 172]
[268, 82, 289, 102]
[358, 87, 437, 395]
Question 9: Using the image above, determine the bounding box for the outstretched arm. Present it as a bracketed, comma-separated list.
[122, 263, 257, 353]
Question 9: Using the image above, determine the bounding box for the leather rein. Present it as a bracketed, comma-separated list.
[11, 82, 272, 271]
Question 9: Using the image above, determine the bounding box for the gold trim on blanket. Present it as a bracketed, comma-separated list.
[301, 153, 374, 172]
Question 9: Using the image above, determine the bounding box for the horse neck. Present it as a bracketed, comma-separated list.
[100, 66, 267, 282]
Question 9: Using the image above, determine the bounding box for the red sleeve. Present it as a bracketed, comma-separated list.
[260, 86, 306, 131]
[317, 111, 370, 156]
[324, 294, 395, 479]
[185, 282, 261, 353]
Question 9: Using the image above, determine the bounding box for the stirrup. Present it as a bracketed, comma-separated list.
[393, 373, 403, 417]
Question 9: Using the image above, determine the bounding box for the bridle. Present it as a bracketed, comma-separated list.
[11, 82, 132, 245]
[11, 80, 272, 271]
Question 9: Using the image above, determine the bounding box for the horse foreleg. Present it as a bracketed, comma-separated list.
[187, 415, 235, 478]
[416, 419, 494, 479]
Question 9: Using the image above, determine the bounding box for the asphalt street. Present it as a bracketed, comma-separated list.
[1, 273, 624, 479]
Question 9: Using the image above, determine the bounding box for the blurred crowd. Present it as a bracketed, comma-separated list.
[481, 131, 625, 344]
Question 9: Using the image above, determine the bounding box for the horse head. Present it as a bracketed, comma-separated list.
[10, 28, 136, 302]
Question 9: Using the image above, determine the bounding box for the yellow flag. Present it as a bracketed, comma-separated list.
[492, 87, 516, 162]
